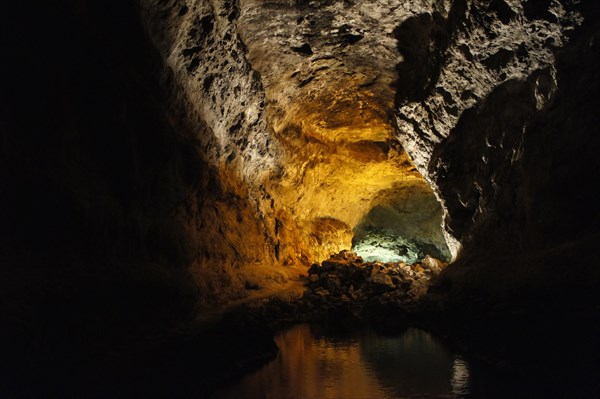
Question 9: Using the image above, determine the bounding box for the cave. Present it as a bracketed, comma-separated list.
[2, 0, 600, 397]
[351, 180, 451, 264]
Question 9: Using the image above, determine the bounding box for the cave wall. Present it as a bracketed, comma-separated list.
[0, 0, 220, 358]
[237, 0, 445, 264]
[5, 0, 598, 337]
[137, 0, 600, 312]
[0, 1, 290, 372]
[1, 2, 300, 393]
[139, 0, 454, 273]
[424, 1, 600, 317]
[386, 1, 600, 291]
[392, 0, 585, 256]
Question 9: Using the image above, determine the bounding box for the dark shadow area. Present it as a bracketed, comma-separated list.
[393, 0, 467, 105]
[216, 321, 600, 398]
[0, 2, 283, 396]
[423, 3, 600, 396]
[0, 1, 209, 395]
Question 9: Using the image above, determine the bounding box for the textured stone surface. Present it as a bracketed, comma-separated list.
[138, 0, 452, 295]
[136, 0, 599, 310]
[428, 1, 600, 303]
[140, 0, 279, 179]
[4, 1, 600, 396]
[236, 0, 451, 265]
[392, 0, 583, 252]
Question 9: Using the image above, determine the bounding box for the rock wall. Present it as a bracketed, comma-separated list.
[1, 2, 293, 392]
[392, 0, 584, 251]
[0, 0, 278, 360]
[4, 1, 599, 394]
[425, 1, 600, 312]
[137, 0, 600, 311]
[237, 0, 450, 265]
[0, 0, 207, 375]
[138, 0, 453, 285]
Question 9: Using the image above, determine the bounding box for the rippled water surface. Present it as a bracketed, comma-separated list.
[213, 324, 470, 399]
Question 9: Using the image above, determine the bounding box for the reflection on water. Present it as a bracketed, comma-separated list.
[451, 356, 470, 396]
[213, 324, 469, 399]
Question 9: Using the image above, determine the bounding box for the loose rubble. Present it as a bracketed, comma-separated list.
[293, 249, 449, 328]
[302, 250, 446, 308]
[224, 250, 448, 331]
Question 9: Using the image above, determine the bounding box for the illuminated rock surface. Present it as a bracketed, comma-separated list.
[138, 0, 461, 304]
[135, 0, 599, 310]
[2, 0, 600, 396]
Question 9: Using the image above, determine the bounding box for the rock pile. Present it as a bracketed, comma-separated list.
[305, 250, 446, 303]
[273, 250, 448, 328]
[222, 250, 447, 331]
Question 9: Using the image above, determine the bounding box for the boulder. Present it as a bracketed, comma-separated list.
[371, 272, 394, 287]
[421, 255, 443, 275]
[367, 272, 396, 294]
[326, 275, 342, 296]
[307, 263, 321, 275]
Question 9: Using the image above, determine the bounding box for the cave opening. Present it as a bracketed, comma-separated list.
[351, 180, 451, 264]
[270, 132, 452, 269]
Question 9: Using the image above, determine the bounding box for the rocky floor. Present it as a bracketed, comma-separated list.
[223, 250, 447, 331]
[306, 249, 445, 300]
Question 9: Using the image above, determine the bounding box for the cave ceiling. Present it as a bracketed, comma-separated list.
[139, 0, 582, 269]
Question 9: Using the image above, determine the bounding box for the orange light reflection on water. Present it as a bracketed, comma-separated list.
[213, 324, 469, 399]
